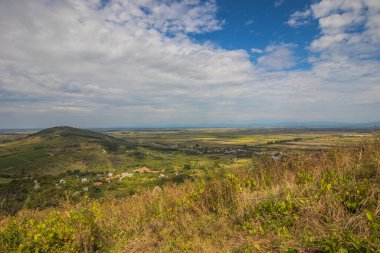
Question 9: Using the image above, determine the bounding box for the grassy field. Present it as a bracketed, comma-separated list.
[0, 127, 374, 180]
[106, 128, 372, 150]
[0, 134, 379, 252]
[2, 127, 371, 178]
[0, 127, 378, 252]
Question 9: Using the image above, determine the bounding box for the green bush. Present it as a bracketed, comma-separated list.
[0, 207, 105, 252]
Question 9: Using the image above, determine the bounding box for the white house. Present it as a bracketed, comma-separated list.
[33, 180, 40, 190]
[120, 172, 133, 179]
[81, 178, 88, 183]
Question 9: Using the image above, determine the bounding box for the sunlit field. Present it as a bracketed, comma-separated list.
[0, 127, 379, 252]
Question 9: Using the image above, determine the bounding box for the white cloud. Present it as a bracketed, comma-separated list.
[0, 0, 253, 127]
[257, 44, 297, 71]
[274, 0, 284, 8]
[311, 0, 364, 19]
[287, 9, 311, 27]
[289, 0, 380, 85]
[308, 0, 380, 58]
[0, 0, 379, 128]
[245, 19, 254, 26]
[251, 48, 264, 54]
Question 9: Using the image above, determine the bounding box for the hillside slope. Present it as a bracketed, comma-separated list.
[0, 126, 130, 176]
[28, 126, 117, 141]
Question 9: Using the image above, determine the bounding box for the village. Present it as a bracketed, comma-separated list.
[167, 143, 259, 155]
[31, 149, 284, 191]
[13, 140, 287, 213]
[30, 166, 174, 200]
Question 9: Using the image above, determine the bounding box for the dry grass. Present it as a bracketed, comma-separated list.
[1, 137, 380, 252]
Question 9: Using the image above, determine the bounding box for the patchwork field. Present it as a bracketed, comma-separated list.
[0, 128, 373, 178]
[106, 128, 372, 151]
[0, 126, 379, 252]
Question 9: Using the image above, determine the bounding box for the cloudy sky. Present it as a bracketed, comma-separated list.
[0, 0, 379, 128]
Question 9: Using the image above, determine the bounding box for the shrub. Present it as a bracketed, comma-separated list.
[0, 207, 105, 252]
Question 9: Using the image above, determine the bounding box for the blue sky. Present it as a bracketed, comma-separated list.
[195, 1, 311, 50]
[0, 0, 379, 128]
[193, 0, 318, 70]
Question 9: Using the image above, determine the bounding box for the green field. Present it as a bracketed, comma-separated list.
[106, 128, 372, 150]
[0, 127, 379, 252]
[0, 127, 373, 178]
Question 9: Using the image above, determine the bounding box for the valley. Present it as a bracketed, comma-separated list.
[0, 126, 379, 252]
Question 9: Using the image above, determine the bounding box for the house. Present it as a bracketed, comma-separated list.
[107, 172, 114, 177]
[121, 172, 133, 178]
[82, 187, 89, 192]
[119, 172, 133, 180]
[135, 166, 152, 174]
[33, 180, 40, 190]
[93, 181, 103, 186]
[81, 178, 88, 183]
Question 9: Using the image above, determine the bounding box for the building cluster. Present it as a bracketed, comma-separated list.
[170, 144, 255, 155]
[32, 166, 169, 191]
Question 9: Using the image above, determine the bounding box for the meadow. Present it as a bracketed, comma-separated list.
[0, 127, 379, 252]
[106, 128, 371, 150]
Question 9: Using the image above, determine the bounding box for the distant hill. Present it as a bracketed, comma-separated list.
[0, 126, 131, 177]
[26, 126, 127, 151]
[29, 126, 117, 141]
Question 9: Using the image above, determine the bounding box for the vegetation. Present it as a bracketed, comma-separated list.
[107, 128, 372, 151]
[0, 128, 379, 252]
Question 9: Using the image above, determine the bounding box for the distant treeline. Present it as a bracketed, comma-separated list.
[267, 138, 302, 145]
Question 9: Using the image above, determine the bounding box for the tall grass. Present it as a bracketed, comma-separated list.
[1, 137, 379, 252]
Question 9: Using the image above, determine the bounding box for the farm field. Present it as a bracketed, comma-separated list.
[0, 128, 372, 178]
[0, 126, 379, 252]
[106, 128, 372, 151]
[0, 127, 374, 178]
[0, 131, 34, 142]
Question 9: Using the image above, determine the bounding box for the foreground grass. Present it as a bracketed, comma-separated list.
[1, 138, 379, 252]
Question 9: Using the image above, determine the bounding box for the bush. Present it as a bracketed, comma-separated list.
[0, 208, 105, 252]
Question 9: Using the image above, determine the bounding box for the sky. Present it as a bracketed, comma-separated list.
[0, 0, 379, 128]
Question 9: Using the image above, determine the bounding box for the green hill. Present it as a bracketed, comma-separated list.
[28, 126, 117, 141]
[0, 126, 129, 177]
